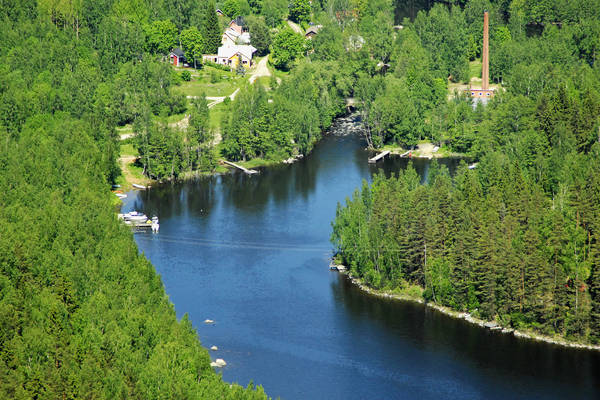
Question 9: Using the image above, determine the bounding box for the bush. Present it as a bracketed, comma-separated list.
[204, 61, 232, 72]
[180, 70, 191, 81]
[210, 70, 221, 83]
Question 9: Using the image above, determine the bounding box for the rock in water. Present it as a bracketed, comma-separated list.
[210, 358, 227, 368]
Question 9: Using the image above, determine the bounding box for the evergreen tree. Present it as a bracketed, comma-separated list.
[202, 0, 221, 54]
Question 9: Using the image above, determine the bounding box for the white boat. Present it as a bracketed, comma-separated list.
[132, 183, 147, 190]
[123, 211, 148, 222]
[115, 193, 127, 199]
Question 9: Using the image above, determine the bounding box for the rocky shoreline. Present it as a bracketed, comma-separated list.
[334, 265, 600, 352]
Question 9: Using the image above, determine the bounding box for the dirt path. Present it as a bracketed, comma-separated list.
[118, 155, 149, 187]
[249, 56, 271, 84]
[287, 20, 303, 34]
[205, 88, 240, 108]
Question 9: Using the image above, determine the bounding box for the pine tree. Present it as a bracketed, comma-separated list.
[589, 232, 600, 344]
[202, 0, 221, 54]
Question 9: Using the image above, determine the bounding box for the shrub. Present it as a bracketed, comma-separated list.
[210, 70, 220, 83]
[180, 70, 191, 81]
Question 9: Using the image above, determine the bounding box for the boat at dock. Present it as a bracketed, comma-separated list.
[121, 211, 148, 222]
[118, 211, 160, 232]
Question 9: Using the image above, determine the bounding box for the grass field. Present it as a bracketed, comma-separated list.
[172, 65, 247, 97]
[469, 59, 482, 81]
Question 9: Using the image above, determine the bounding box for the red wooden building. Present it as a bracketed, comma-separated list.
[169, 48, 186, 67]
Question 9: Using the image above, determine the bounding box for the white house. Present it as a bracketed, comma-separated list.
[222, 28, 251, 46]
[203, 44, 257, 68]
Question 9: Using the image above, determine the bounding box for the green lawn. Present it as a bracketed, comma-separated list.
[120, 143, 137, 157]
[469, 59, 482, 81]
[116, 124, 133, 135]
[209, 101, 230, 132]
[172, 65, 247, 97]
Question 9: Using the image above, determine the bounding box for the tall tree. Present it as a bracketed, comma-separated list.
[202, 0, 221, 54]
[180, 27, 205, 68]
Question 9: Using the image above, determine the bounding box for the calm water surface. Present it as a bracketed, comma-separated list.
[123, 120, 600, 399]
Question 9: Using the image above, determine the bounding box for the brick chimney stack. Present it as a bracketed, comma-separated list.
[482, 11, 489, 90]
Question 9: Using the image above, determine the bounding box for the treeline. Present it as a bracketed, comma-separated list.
[0, 1, 267, 398]
[332, 154, 600, 343]
[331, 0, 600, 344]
[348, 0, 600, 148]
[221, 61, 348, 161]
[221, 0, 399, 161]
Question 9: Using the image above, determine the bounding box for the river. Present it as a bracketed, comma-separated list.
[122, 117, 600, 399]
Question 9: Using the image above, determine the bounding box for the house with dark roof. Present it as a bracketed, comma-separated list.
[305, 25, 322, 39]
[169, 48, 186, 67]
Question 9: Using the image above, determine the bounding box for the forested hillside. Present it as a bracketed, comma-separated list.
[332, 0, 600, 344]
[0, 1, 267, 397]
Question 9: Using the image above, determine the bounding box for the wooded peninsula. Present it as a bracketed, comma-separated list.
[1, 0, 600, 398]
[332, 0, 600, 346]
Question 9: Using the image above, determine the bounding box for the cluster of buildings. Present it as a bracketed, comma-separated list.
[202, 17, 257, 68]
[168, 17, 257, 69]
[168, 16, 324, 70]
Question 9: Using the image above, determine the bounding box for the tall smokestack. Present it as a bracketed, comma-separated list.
[482, 11, 489, 90]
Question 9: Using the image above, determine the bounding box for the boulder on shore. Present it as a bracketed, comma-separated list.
[484, 321, 498, 329]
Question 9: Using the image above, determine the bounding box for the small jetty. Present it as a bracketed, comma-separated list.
[400, 150, 411, 158]
[368, 150, 390, 164]
[329, 262, 347, 272]
[222, 160, 258, 175]
[118, 211, 159, 232]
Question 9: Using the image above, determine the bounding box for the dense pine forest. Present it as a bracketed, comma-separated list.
[332, 0, 600, 344]
[0, 1, 270, 398]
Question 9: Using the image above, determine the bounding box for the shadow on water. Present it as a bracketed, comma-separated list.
[333, 274, 600, 399]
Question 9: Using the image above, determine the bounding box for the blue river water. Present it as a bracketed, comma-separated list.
[123, 120, 600, 399]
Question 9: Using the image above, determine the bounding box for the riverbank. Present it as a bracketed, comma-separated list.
[117, 154, 302, 189]
[378, 141, 467, 159]
[334, 265, 600, 352]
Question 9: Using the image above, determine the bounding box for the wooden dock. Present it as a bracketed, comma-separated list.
[222, 160, 258, 174]
[368, 150, 390, 163]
